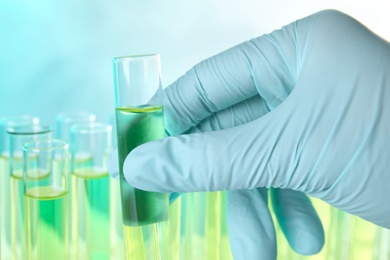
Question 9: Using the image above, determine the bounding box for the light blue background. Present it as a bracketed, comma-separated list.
[0, 0, 388, 127]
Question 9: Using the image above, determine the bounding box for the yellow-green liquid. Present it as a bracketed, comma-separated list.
[0, 154, 11, 259]
[25, 186, 69, 260]
[115, 106, 170, 260]
[72, 167, 111, 259]
[123, 221, 171, 260]
[274, 197, 382, 260]
[9, 155, 51, 259]
[181, 192, 232, 260]
[109, 179, 126, 260]
[10, 173, 24, 259]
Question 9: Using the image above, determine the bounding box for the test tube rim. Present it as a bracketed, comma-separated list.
[113, 53, 160, 63]
[7, 125, 52, 136]
[23, 138, 69, 152]
[70, 122, 112, 134]
[0, 115, 39, 126]
[55, 111, 96, 123]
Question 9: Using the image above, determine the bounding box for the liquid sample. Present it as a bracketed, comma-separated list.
[169, 196, 182, 260]
[181, 192, 231, 260]
[0, 154, 11, 259]
[10, 153, 42, 259]
[123, 221, 171, 260]
[24, 186, 69, 260]
[219, 192, 233, 260]
[115, 106, 171, 260]
[115, 106, 168, 226]
[205, 192, 222, 259]
[72, 167, 111, 259]
[109, 179, 125, 260]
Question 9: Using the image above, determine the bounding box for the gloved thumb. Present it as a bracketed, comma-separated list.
[106, 146, 120, 179]
[122, 108, 297, 193]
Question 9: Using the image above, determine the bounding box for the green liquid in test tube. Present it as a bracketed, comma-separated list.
[23, 139, 70, 260]
[70, 123, 113, 259]
[115, 106, 168, 225]
[113, 54, 170, 260]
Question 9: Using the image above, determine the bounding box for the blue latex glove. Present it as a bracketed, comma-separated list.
[108, 9, 390, 259]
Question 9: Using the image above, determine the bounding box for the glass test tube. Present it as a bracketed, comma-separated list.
[23, 139, 70, 260]
[7, 125, 51, 259]
[181, 191, 227, 260]
[70, 123, 118, 259]
[56, 112, 96, 142]
[374, 226, 390, 260]
[0, 115, 39, 260]
[108, 113, 126, 260]
[55, 111, 96, 258]
[113, 54, 170, 259]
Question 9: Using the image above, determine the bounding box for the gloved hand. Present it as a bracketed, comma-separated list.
[108, 9, 390, 259]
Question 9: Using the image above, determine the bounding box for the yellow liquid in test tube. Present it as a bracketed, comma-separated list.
[9, 154, 48, 260]
[182, 192, 232, 260]
[0, 154, 11, 259]
[72, 167, 111, 259]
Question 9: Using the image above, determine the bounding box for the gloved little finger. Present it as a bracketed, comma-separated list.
[271, 188, 324, 255]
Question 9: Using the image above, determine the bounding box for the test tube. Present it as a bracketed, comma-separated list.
[0, 115, 39, 260]
[112, 54, 170, 259]
[7, 125, 51, 259]
[56, 112, 96, 142]
[108, 113, 126, 259]
[23, 139, 70, 260]
[180, 191, 227, 260]
[70, 123, 114, 259]
[374, 226, 390, 259]
[55, 111, 96, 257]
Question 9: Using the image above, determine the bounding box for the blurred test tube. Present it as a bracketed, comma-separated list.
[55, 112, 96, 143]
[7, 125, 51, 259]
[70, 122, 117, 259]
[0, 115, 39, 260]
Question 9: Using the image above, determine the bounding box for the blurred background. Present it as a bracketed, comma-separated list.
[0, 0, 389, 125]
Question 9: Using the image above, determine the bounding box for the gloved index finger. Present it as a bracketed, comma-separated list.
[164, 21, 301, 136]
[163, 46, 259, 135]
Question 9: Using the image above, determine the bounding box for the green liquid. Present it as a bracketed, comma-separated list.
[72, 167, 111, 259]
[25, 186, 69, 260]
[115, 106, 168, 226]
